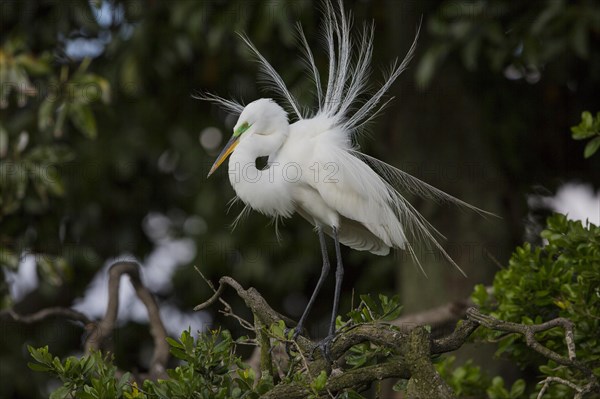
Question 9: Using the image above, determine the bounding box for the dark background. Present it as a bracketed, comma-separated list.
[1, 0, 599, 397]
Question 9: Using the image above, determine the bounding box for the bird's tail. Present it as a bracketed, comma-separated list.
[351, 150, 499, 276]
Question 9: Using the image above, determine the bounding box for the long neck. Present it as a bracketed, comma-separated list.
[228, 140, 272, 186]
[226, 133, 294, 218]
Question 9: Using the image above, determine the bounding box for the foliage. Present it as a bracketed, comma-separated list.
[146, 329, 273, 399]
[0, 37, 107, 292]
[268, 294, 405, 398]
[0, 1, 325, 394]
[416, 0, 600, 86]
[26, 228, 600, 398]
[450, 214, 600, 398]
[343, 294, 402, 370]
[28, 295, 410, 398]
[346, 293, 404, 324]
[434, 356, 526, 399]
[571, 111, 600, 158]
[3, 0, 600, 397]
[29, 329, 274, 399]
[27, 346, 134, 399]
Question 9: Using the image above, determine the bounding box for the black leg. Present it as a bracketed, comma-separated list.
[312, 226, 344, 362]
[329, 226, 344, 336]
[293, 227, 330, 339]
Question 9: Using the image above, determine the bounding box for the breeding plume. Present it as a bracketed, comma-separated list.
[202, 1, 491, 351]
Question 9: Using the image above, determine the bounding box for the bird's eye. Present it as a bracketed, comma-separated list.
[255, 156, 269, 170]
[234, 122, 251, 137]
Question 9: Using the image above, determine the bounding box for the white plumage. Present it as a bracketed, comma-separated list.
[228, 103, 407, 256]
[201, 0, 492, 345]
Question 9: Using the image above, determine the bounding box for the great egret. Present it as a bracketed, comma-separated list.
[202, 0, 491, 353]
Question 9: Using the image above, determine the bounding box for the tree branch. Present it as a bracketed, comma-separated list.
[0, 306, 91, 325]
[393, 297, 473, 330]
[84, 261, 169, 379]
[195, 275, 458, 399]
[466, 308, 599, 397]
[466, 308, 588, 376]
[4, 260, 171, 381]
[195, 276, 600, 399]
[536, 375, 600, 399]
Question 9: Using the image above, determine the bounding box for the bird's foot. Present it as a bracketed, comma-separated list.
[290, 325, 303, 342]
[312, 333, 336, 363]
[284, 326, 304, 357]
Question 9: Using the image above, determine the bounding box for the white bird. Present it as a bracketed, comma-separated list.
[202, 0, 492, 352]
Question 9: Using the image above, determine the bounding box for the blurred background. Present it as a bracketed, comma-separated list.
[1, 0, 599, 397]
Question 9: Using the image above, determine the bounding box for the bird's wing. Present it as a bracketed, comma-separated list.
[306, 133, 482, 276]
[304, 136, 408, 251]
[296, 207, 390, 255]
[345, 149, 500, 276]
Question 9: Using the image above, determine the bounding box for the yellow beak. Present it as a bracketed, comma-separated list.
[207, 135, 240, 177]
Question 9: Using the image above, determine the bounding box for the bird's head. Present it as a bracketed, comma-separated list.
[208, 98, 288, 177]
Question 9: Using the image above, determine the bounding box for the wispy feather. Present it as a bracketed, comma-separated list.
[192, 91, 244, 115]
[237, 33, 303, 120]
[197, 0, 494, 276]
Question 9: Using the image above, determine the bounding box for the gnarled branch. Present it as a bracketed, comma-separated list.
[5, 260, 170, 381]
[196, 275, 458, 399]
[0, 306, 91, 325]
[196, 275, 600, 399]
[84, 261, 169, 380]
[466, 308, 588, 376]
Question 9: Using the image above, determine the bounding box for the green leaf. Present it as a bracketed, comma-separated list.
[69, 104, 97, 139]
[269, 320, 287, 339]
[487, 376, 509, 399]
[117, 372, 131, 391]
[49, 385, 73, 399]
[169, 347, 186, 361]
[582, 111, 593, 128]
[584, 136, 600, 158]
[509, 379, 525, 398]
[310, 370, 328, 393]
[166, 337, 184, 349]
[27, 362, 52, 372]
[571, 111, 598, 140]
[471, 284, 489, 306]
[28, 346, 51, 365]
[81, 355, 96, 375]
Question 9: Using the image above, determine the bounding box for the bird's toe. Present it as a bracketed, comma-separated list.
[284, 326, 305, 357]
[312, 334, 336, 363]
[283, 325, 304, 341]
